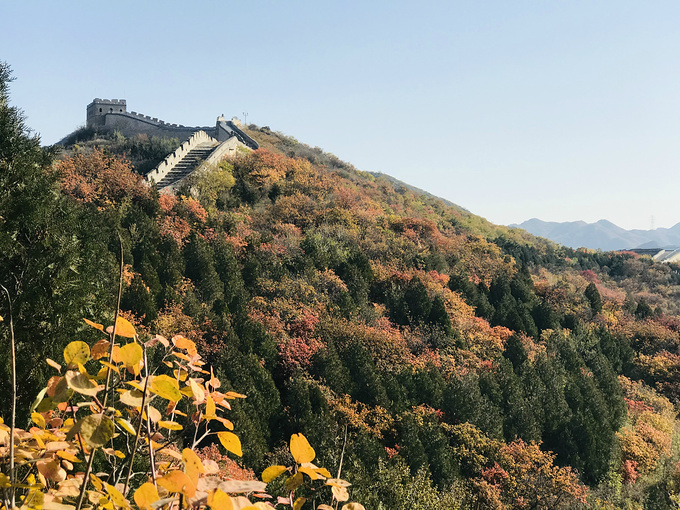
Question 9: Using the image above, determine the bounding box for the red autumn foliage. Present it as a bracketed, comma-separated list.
[621, 459, 639, 484]
[277, 335, 324, 372]
[56, 149, 152, 208]
[624, 398, 654, 415]
[158, 193, 177, 213]
[179, 196, 208, 224]
[580, 270, 598, 283]
[159, 215, 191, 246]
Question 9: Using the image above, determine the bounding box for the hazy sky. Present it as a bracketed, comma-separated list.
[3, 1, 679, 230]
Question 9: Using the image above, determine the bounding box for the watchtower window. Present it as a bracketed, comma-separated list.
[120, 109, 123, 112]
[109, 108, 113, 113]
[99, 108, 102, 112]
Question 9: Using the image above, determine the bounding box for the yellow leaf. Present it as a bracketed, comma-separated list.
[261, 465, 288, 483]
[326, 478, 351, 488]
[207, 489, 233, 510]
[315, 467, 332, 478]
[157, 470, 196, 498]
[298, 466, 320, 480]
[173, 351, 192, 362]
[150, 374, 182, 402]
[317, 506, 334, 510]
[217, 431, 242, 457]
[293, 497, 307, 510]
[189, 378, 205, 403]
[83, 318, 105, 332]
[119, 342, 143, 371]
[111, 345, 122, 364]
[119, 389, 143, 408]
[116, 418, 136, 435]
[152, 441, 182, 460]
[114, 317, 136, 338]
[56, 450, 81, 463]
[172, 335, 197, 356]
[105, 483, 130, 509]
[182, 448, 205, 485]
[46, 358, 62, 372]
[64, 341, 90, 366]
[145, 405, 162, 423]
[73, 414, 114, 448]
[290, 433, 315, 464]
[206, 394, 216, 417]
[65, 371, 103, 396]
[22, 489, 44, 510]
[159, 420, 183, 431]
[341, 505, 365, 510]
[31, 430, 46, 449]
[99, 496, 114, 510]
[90, 474, 104, 491]
[134, 482, 159, 510]
[224, 391, 246, 399]
[126, 380, 144, 391]
[173, 368, 189, 381]
[100, 361, 120, 376]
[331, 485, 349, 502]
[285, 472, 304, 492]
[31, 412, 46, 429]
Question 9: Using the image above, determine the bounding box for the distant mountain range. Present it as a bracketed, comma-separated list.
[510, 218, 680, 251]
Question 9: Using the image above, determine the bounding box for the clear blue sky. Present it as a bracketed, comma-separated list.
[3, 1, 679, 230]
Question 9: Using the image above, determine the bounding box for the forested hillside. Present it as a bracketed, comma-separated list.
[4, 65, 680, 508]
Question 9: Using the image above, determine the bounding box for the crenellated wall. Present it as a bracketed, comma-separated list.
[85, 99, 259, 148]
[87, 98, 212, 141]
[87, 98, 127, 126]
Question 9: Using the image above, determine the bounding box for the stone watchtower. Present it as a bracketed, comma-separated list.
[86, 98, 127, 127]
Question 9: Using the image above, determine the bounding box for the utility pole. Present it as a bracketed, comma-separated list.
[243, 112, 248, 126]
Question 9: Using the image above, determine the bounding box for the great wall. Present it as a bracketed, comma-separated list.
[86, 98, 259, 190]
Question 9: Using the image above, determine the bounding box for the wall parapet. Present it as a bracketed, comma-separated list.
[104, 111, 210, 132]
[216, 119, 259, 149]
[90, 98, 127, 105]
[145, 130, 217, 185]
[161, 137, 243, 192]
[123, 110, 206, 130]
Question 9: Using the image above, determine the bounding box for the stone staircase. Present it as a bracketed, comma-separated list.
[153, 143, 217, 189]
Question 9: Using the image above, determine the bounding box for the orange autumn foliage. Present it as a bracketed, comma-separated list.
[55, 149, 152, 208]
